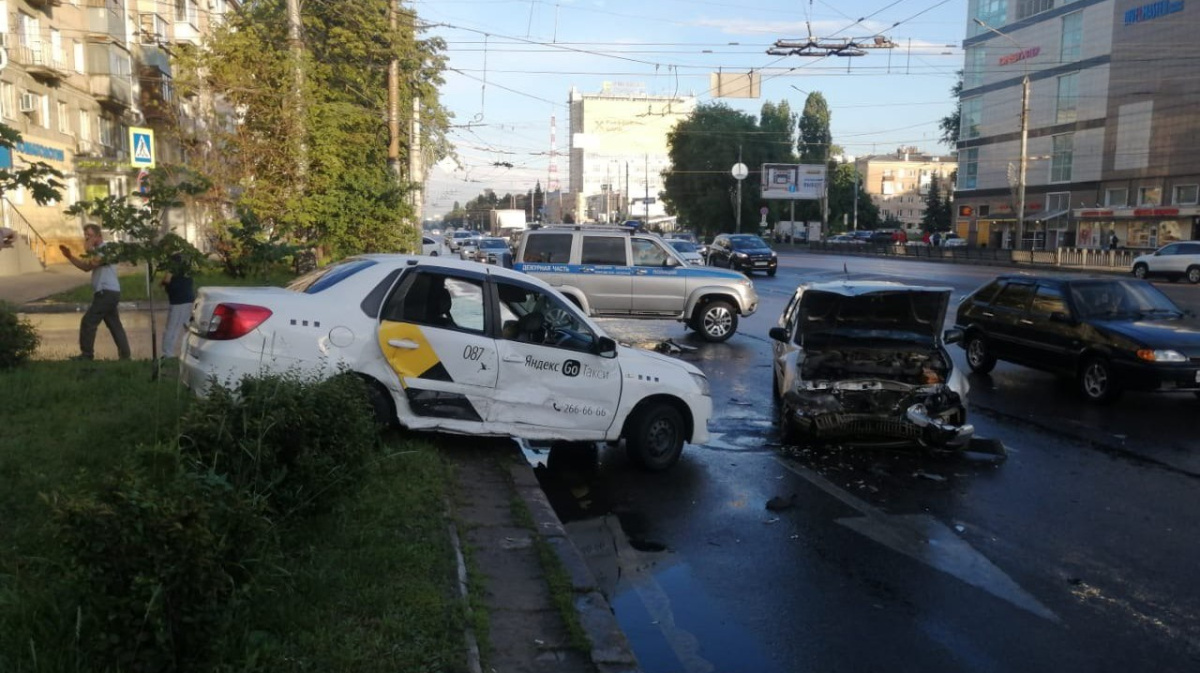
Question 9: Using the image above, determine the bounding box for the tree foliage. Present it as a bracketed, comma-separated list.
[827, 163, 880, 233]
[186, 0, 450, 258]
[797, 93, 832, 165]
[920, 173, 953, 233]
[939, 71, 963, 149]
[660, 102, 796, 238]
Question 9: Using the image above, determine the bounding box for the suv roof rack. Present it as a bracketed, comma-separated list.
[534, 223, 636, 234]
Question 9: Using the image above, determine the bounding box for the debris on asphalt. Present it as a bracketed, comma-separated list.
[766, 493, 798, 511]
[915, 471, 947, 482]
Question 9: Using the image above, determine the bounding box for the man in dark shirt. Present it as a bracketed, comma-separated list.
[160, 253, 195, 359]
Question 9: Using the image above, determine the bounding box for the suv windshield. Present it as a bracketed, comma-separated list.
[730, 235, 770, 250]
[1070, 280, 1183, 319]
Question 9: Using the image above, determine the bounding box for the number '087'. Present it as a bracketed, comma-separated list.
[462, 345, 485, 361]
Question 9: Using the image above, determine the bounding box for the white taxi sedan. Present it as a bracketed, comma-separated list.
[182, 255, 711, 470]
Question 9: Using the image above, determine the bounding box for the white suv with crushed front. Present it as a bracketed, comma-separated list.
[182, 255, 710, 470]
[514, 225, 759, 342]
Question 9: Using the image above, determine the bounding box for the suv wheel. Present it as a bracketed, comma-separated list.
[1132, 263, 1148, 279]
[626, 404, 684, 471]
[1079, 356, 1121, 404]
[1187, 266, 1200, 284]
[696, 300, 738, 342]
[965, 333, 996, 374]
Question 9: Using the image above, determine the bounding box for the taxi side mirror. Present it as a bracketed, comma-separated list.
[596, 336, 617, 358]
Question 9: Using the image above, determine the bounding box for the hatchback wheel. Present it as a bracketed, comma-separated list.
[965, 333, 996, 374]
[626, 404, 684, 471]
[1132, 263, 1148, 279]
[696, 300, 737, 342]
[1079, 356, 1121, 404]
[1187, 266, 1200, 284]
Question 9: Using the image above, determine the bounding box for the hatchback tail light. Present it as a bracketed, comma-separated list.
[204, 303, 273, 340]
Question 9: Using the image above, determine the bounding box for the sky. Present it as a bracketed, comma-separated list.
[414, 0, 970, 218]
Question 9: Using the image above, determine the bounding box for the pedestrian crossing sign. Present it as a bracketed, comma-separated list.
[129, 127, 155, 169]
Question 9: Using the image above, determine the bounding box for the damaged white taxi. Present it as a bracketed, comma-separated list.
[182, 255, 711, 470]
[769, 281, 973, 449]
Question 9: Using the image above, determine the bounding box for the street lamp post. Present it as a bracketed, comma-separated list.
[974, 18, 1030, 251]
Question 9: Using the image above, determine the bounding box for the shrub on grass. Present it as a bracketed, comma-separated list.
[49, 467, 271, 673]
[0, 302, 39, 369]
[178, 372, 379, 517]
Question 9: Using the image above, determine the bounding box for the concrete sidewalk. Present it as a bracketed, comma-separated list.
[0, 262, 93, 306]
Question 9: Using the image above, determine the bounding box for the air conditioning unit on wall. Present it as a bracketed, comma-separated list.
[19, 93, 38, 113]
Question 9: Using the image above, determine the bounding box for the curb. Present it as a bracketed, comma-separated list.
[19, 300, 172, 313]
[508, 462, 642, 673]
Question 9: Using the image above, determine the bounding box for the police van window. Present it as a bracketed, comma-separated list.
[581, 236, 627, 265]
[523, 233, 573, 264]
[632, 239, 669, 267]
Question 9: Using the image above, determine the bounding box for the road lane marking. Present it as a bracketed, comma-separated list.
[776, 457, 1060, 623]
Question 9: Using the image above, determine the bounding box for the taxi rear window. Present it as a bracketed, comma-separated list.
[288, 258, 378, 294]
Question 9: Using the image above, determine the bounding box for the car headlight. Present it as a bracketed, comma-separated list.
[735, 252, 749, 258]
[690, 372, 711, 396]
[1137, 349, 1187, 362]
[770, 251, 777, 258]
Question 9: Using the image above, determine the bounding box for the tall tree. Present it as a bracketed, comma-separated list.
[939, 71, 963, 149]
[827, 163, 879, 233]
[920, 174, 953, 233]
[190, 0, 450, 259]
[797, 93, 832, 165]
[661, 103, 759, 238]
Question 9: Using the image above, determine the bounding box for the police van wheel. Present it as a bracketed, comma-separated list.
[696, 300, 737, 342]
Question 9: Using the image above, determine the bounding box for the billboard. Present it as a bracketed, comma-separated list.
[709, 71, 761, 99]
[761, 163, 826, 201]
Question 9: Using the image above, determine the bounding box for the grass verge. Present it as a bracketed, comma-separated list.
[47, 266, 297, 304]
[509, 490, 590, 653]
[0, 361, 467, 672]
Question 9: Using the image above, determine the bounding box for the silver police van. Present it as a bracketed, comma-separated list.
[515, 225, 758, 342]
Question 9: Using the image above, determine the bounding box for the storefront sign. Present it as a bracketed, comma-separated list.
[999, 46, 1040, 66]
[1080, 210, 1114, 217]
[1125, 0, 1185, 25]
[14, 141, 66, 163]
[1134, 207, 1179, 216]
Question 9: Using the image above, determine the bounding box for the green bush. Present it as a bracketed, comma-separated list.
[178, 372, 379, 517]
[0, 302, 39, 369]
[50, 467, 271, 673]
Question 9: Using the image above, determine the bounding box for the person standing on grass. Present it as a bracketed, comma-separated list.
[58, 224, 131, 360]
[159, 252, 194, 359]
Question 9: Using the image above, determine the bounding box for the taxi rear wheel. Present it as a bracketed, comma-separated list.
[696, 300, 737, 342]
[626, 404, 685, 471]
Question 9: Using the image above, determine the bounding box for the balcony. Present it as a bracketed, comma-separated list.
[90, 75, 133, 111]
[86, 0, 126, 41]
[174, 21, 202, 47]
[140, 66, 177, 123]
[26, 0, 64, 8]
[12, 42, 69, 83]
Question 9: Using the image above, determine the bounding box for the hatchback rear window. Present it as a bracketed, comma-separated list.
[288, 258, 378, 294]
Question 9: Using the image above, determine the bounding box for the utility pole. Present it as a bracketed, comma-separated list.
[853, 164, 859, 231]
[387, 2, 401, 180]
[625, 161, 630, 222]
[286, 0, 306, 184]
[645, 154, 650, 223]
[736, 145, 743, 233]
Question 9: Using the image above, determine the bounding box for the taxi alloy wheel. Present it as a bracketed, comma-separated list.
[627, 404, 684, 471]
[698, 300, 737, 342]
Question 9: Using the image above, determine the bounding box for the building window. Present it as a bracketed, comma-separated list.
[40, 94, 50, 129]
[965, 46, 985, 89]
[1061, 12, 1082, 63]
[1137, 186, 1162, 206]
[973, 0, 1009, 36]
[1173, 184, 1199, 205]
[57, 101, 70, 134]
[1050, 133, 1073, 183]
[79, 109, 91, 141]
[1047, 192, 1070, 213]
[99, 115, 115, 147]
[174, 0, 198, 27]
[960, 148, 979, 189]
[74, 41, 85, 74]
[0, 82, 13, 120]
[963, 97, 982, 139]
[1055, 72, 1078, 124]
[1105, 188, 1127, 206]
[1018, 0, 1054, 19]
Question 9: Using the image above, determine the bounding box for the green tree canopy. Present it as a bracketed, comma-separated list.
[798, 93, 832, 165]
[827, 163, 879, 234]
[939, 71, 963, 149]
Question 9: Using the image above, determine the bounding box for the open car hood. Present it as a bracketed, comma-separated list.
[799, 284, 951, 343]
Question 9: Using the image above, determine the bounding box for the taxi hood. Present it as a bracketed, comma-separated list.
[798, 283, 952, 344]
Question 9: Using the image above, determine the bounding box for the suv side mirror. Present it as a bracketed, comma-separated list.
[768, 326, 789, 342]
[596, 336, 617, 358]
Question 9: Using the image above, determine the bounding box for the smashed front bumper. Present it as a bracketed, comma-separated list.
[781, 387, 974, 449]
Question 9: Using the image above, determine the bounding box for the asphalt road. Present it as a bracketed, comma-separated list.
[533, 251, 1200, 673]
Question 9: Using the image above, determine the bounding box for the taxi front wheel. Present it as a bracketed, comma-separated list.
[626, 404, 684, 471]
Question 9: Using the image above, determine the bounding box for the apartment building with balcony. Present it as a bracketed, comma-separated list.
[0, 0, 234, 273]
[853, 148, 957, 233]
[955, 0, 1200, 251]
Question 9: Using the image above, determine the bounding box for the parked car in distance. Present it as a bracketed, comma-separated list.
[955, 274, 1200, 403]
[515, 225, 758, 342]
[707, 233, 778, 276]
[769, 280, 973, 449]
[665, 239, 705, 265]
[664, 232, 707, 260]
[447, 230, 478, 253]
[422, 235, 442, 256]
[465, 236, 513, 266]
[827, 234, 864, 244]
[1131, 241, 1200, 283]
[182, 255, 713, 470]
[941, 234, 967, 247]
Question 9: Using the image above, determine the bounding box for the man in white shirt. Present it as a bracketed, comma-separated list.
[59, 225, 131, 360]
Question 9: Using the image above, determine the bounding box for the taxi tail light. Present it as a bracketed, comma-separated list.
[205, 303, 273, 340]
